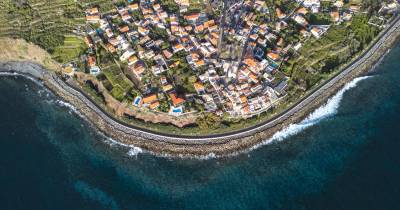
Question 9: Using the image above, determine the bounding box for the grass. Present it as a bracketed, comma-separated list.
[110, 85, 125, 101]
[52, 35, 86, 63]
[0, 0, 390, 135]
[101, 64, 134, 101]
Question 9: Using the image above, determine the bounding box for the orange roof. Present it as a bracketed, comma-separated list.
[240, 95, 248, 104]
[142, 8, 153, 14]
[195, 60, 205, 66]
[171, 25, 178, 33]
[144, 14, 153, 19]
[162, 50, 173, 59]
[203, 20, 215, 28]
[191, 52, 200, 60]
[174, 44, 184, 50]
[138, 26, 148, 34]
[244, 58, 257, 68]
[311, 27, 321, 33]
[185, 25, 193, 31]
[86, 15, 100, 21]
[184, 13, 200, 21]
[106, 43, 116, 53]
[87, 56, 96, 67]
[195, 25, 204, 32]
[169, 93, 185, 106]
[128, 3, 139, 10]
[86, 7, 99, 14]
[276, 8, 286, 19]
[181, 37, 189, 43]
[331, 11, 340, 21]
[210, 38, 218, 46]
[249, 73, 259, 83]
[211, 32, 219, 39]
[296, 7, 308, 15]
[128, 56, 138, 64]
[349, 5, 360, 12]
[119, 25, 130, 33]
[153, 4, 161, 10]
[193, 82, 204, 92]
[267, 52, 280, 61]
[149, 101, 160, 109]
[242, 105, 250, 114]
[143, 94, 158, 104]
[249, 34, 258, 40]
[132, 63, 145, 75]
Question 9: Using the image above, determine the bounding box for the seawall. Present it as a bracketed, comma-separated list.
[0, 16, 400, 157]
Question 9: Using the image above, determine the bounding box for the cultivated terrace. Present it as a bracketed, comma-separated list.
[1, 0, 399, 132]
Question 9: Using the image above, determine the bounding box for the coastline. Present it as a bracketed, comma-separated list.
[1, 18, 400, 158]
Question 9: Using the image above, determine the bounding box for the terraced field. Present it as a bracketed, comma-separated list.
[52, 35, 87, 63]
[0, 0, 135, 102]
[0, 0, 82, 48]
[101, 64, 134, 101]
[0, 0, 115, 59]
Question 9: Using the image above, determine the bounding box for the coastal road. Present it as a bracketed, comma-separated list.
[53, 14, 400, 143]
[3, 15, 400, 145]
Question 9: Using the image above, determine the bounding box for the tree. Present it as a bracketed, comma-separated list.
[322, 55, 339, 73]
[159, 100, 170, 112]
[160, 0, 179, 13]
[188, 76, 197, 84]
[196, 113, 222, 129]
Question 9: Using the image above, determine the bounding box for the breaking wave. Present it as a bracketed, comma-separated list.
[120, 75, 372, 160]
[103, 137, 145, 157]
[250, 76, 373, 150]
[56, 100, 78, 113]
[127, 147, 143, 157]
[0, 71, 44, 87]
[0, 69, 373, 159]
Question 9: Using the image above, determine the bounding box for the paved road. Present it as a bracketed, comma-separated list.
[3, 15, 400, 144]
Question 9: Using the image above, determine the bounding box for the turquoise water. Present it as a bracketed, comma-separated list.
[1, 43, 400, 209]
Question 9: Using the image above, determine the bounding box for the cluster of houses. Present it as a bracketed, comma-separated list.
[70, 0, 398, 118]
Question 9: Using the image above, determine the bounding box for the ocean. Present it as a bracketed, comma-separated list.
[1, 43, 400, 210]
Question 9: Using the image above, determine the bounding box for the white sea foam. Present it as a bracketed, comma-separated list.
[0, 72, 44, 87]
[192, 152, 217, 160]
[119, 76, 372, 160]
[56, 100, 79, 113]
[248, 76, 372, 151]
[103, 137, 145, 157]
[1, 69, 373, 159]
[159, 152, 217, 160]
[127, 147, 143, 157]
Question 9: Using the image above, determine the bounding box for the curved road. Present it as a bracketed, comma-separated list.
[3, 15, 400, 144]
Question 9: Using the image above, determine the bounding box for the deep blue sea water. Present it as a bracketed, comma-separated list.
[1, 43, 400, 210]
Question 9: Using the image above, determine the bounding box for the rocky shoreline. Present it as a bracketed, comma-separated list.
[1, 17, 400, 158]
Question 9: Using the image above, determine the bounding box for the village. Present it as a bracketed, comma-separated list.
[62, 0, 399, 120]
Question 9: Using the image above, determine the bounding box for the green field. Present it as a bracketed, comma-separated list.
[0, 0, 393, 134]
[52, 35, 86, 63]
[101, 64, 134, 101]
[284, 15, 379, 92]
[0, 0, 118, 51]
